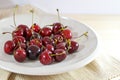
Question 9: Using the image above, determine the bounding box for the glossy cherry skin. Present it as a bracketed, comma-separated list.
[55, 42, 67, 50]
[31, 23, 41, 33]
[14, 48, 26, 62]
[17, 24, 29, 31]
[61, 29, 72, 39]
[66, 41, 79, 54]
[17, 25, 32, 40]
[29, 38, 42, 48]
[39, 50, 54, 65]
[13, 36, 26, 45]
[52, 22, 62, 34]
[4, 40, 15, 54]
[54, 49, 67, 62]
[27, 45, 41, 60]
[45, 44, 54, 52]
[40, 27, 52, 37]
[12, 29, 24, 37]
[42, 36, 54, 46]
[30, 32, 41, 40]
[15, 43, 26, 50]
[54, 34, 63, 44]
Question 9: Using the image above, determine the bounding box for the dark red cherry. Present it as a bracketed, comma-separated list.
[13, 36, 26, 45]
[17, 25, 32, 40]
[30, 32, 41, 40]
[4, 40, 15, 54]
[14, 48, 26, 62]
[52, 22, 62, 34]
[61, 29, 72, 39]
[29, 38, 42, 48]
[27, 45, 41, 60]
[17, 24, 29, 31]
[15, 43, 26, 50]
[54, 34, 63, 44]
[12, 29, 24, 37]
[45, 44, 54, 52]
[42, 36, 54, 46]
[40, 27, 52, 37]
[39, 50, 54, 65]
[54, 49, 67, 62]
[56, 42, 67, 50]
[31, 23, 41, 33]
[66, 41, 79, 54]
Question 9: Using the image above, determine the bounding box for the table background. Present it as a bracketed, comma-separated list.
[0, 5, 120, 80]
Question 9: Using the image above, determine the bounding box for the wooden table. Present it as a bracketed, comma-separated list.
[0, 5, 120, 80]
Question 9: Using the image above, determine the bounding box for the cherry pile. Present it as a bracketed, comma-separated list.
[3, 23, 80, 65]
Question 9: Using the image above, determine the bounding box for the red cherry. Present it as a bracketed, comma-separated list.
[29, 38, 42, 48]
[52, 22, 62, 34]
[31, 23, 41, 33]
[61, 29, 72, 39]
[14, 48, 26, 62]
[54, 49, 67, 62]
[39, 50, 54, 65]
[15, 43, 26, 50]
[45, 44, 54, 52]
[66, 41, 79, 54]
[12, 29, 24, 37]
[17, 24, 29, 31]
[13, 36, 26, 45]
[4, 40, 15, 54]
[17, 25, 32, 40]
[40, 27, 52, 37]
[56, 42, 67, 50]
[54, 34, 63, 44]
[42, 36, 54, 46]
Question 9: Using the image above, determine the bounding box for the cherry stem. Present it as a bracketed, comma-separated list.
[2, 32, 11, 34]
[74, 31, 88, 40]
[13, 5, 18, 27]
[50, 53, 65, 57]
[56, 9, 61, 23]
[30, 9, 34, 25]
[10, 25, 16, 29]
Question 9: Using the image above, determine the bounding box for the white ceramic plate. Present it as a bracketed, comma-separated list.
[0, 13, 99, 75]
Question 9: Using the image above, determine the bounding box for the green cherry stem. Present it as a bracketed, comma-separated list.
[13, 5, 18, 27]
[30, 9, 34, 25]
[74, 31, 88, 40]
[56, 9, 61, 23]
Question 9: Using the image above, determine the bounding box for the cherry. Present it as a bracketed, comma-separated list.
[52, 23, 62, 34]
[13, 36, 26, 45]
[31, 23, 41, 33]
[27, 45, 41, 60]
[66, 41, 79, 54]
[29, 38, 42, 48]
[42, 36, 54, 46]
[61, 29, 72, 39]
[17, 24, 29, 31]
[17, 25, 32, 40]
[14, 48, 26, 62]
[55, 42, 67, 50]
[40, 27, 52, 37]
[54, 49, 67, 62]
[45, 44, 54, 52]
[39, 50, 54, 65]
[54, 34, 63, 44]
[4, 40, 15, 54]
[15, 43, 26, 50]
[30, 32, 41, 40]
[12, 29, 24, 37]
